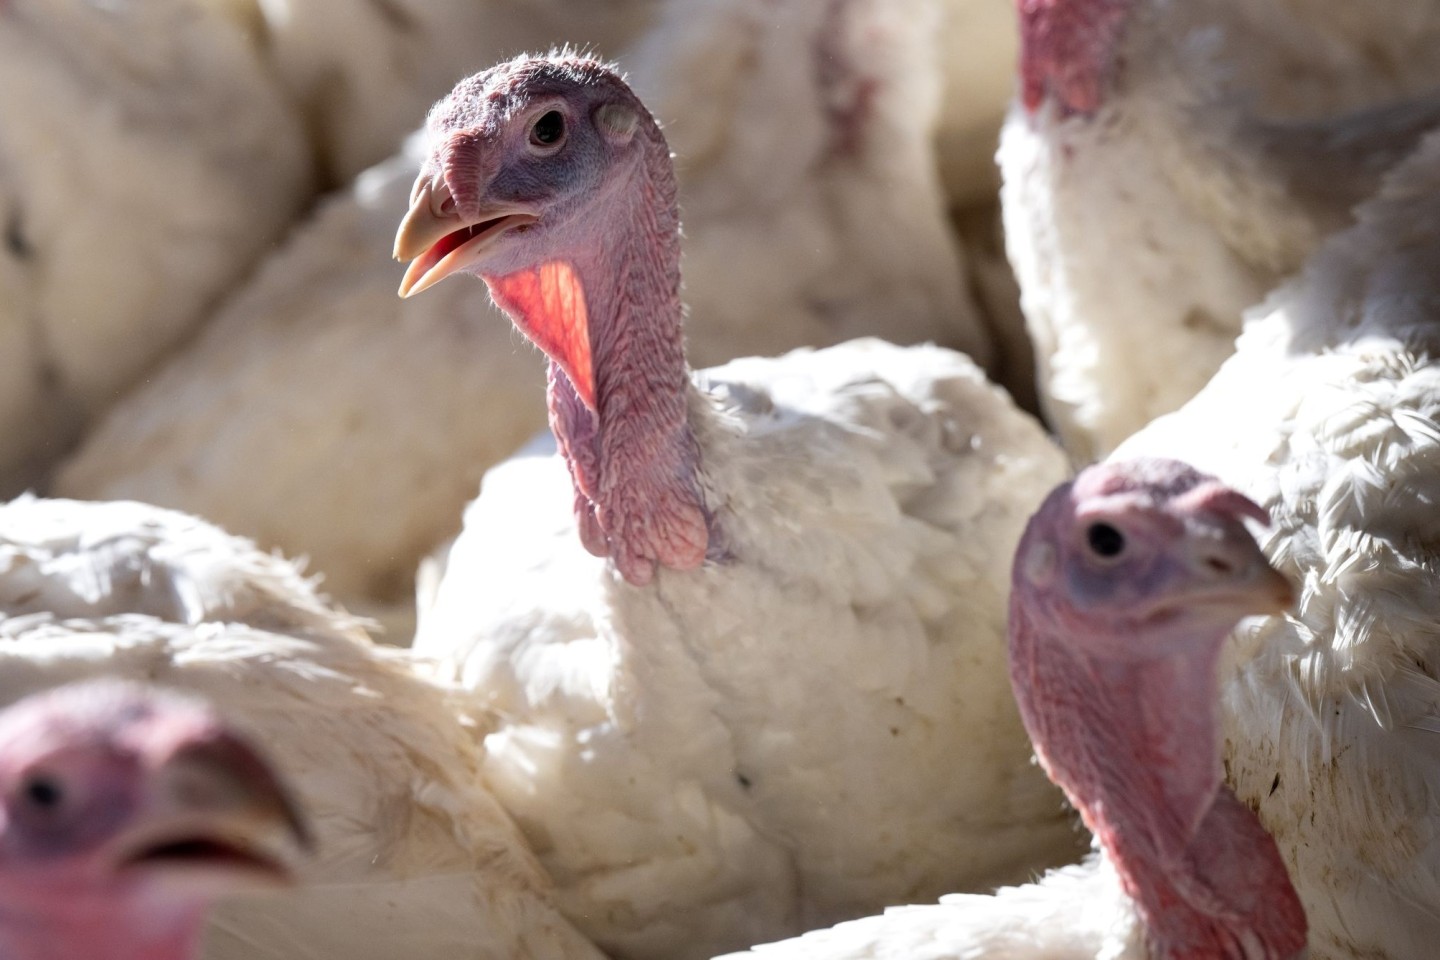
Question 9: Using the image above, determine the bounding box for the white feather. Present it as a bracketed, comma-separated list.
[417, 338, 1081, 960]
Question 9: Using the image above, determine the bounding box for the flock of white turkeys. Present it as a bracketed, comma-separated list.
[1, 0, 1439, 958]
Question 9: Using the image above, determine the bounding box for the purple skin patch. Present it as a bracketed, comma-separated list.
[1009, 459, 1306, 960]
[1018, 0, 1134, 116]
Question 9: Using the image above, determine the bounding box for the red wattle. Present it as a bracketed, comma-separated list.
[486, 262, 596, 410]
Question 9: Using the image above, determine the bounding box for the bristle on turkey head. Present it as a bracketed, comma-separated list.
[1018, 0, 1134, 115]
[1009, 458, 1305, 960]
[395, 53, 715, 587]
[0, 680, 310, 960]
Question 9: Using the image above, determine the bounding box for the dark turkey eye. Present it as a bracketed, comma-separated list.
[21, 774, 64, 812]
[1086, 522, 1126, 558]
[530, 111, 565, 147]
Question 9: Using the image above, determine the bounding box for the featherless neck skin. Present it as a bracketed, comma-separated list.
[481, 109, 712, 586]
[1008, 465, 1306, 960]
[1018, 0, 1135, 116]
[1012, 627, 1302, 958]
[0, 892, 207, 960]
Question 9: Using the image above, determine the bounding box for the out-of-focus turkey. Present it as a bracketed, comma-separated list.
[0, 0, 311, 493]
[0, 495, 605, 960]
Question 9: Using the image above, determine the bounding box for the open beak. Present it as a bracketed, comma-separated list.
[393, 175, 536, 298]
[108, 730, 312, 891]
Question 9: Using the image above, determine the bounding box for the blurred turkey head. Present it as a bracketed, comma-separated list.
[0, 680, 311, 960]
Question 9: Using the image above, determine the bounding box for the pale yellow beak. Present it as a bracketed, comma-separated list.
[108, 731, 313, 890]
[393, 175, 536, 298]
[1182, 533, 1296, 617]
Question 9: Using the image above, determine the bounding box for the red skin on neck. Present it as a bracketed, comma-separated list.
[1007, 478, 1306, 959]
[481, 121, 713, 586]
[0, 876, 211, 960]
[1017, 0, 1134, 115]
[1010, 634, 1304, 959]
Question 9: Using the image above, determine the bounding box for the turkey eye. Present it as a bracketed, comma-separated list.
[530, 111, 565, 147]
[20, 774, 64, 812]
[1086, 522, 1126, 558]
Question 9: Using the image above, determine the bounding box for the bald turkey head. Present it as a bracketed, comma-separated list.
[1010, 458, 1305, 960]
[394, 54, 713, 587]
[0, 680, 310, 960]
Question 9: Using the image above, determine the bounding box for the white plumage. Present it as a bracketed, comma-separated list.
[0, 0, 312, 493]
[0, 495, 604, 960]
[418, 338, 1080, 960]
[618, 0, 992, 370]
[713, 858, 1144, 960]
[1114, 127, 1440, 960]
[999, 0, 1440, 462]
[54, 137, 547, 637]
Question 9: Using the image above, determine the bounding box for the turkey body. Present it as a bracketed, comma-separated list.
[55, 138, 547, 636]
[0, 0, 311, 493]
[1000, 0, 1440, 461]
[0, 496, 604, 960]
[1114, 128, 1440, 959]
[418, 338, 1081, 960]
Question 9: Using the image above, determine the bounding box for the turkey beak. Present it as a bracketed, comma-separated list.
[394, 174, 537, 298]
[109, 728, 312, 890]
[1182, 526, 1295, 617]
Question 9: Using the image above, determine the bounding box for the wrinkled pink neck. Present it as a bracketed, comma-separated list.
[1018, 0, 1134, 116]
[0, 892, 207, 960]
[495, 124, 712, 586]
[1009, 607, 1306, 959]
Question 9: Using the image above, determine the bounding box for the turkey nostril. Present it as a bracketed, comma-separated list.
[427, 180, 457, 218]
[1203, 556, 1234, 576]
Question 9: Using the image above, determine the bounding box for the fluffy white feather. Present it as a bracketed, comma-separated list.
[714, 857, 1143, 960]
[0, 495, 604, 960]
[418, 338, 1081, 960]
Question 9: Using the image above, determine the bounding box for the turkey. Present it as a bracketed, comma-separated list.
[398, 54, 1080, 960]
[248, 0, 662, 183]
[54, 136, 547, 638]
[714, 459, 1302, 960]
[0, 496, 605, 960]
[0, 679, 311, 960]
[1113, 125, 1440, 959]
[1000, 0, 1440, 461]
[0, 0, 312, 493]
[622, 0, 992, 369]
[58, 0, 990, 632]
